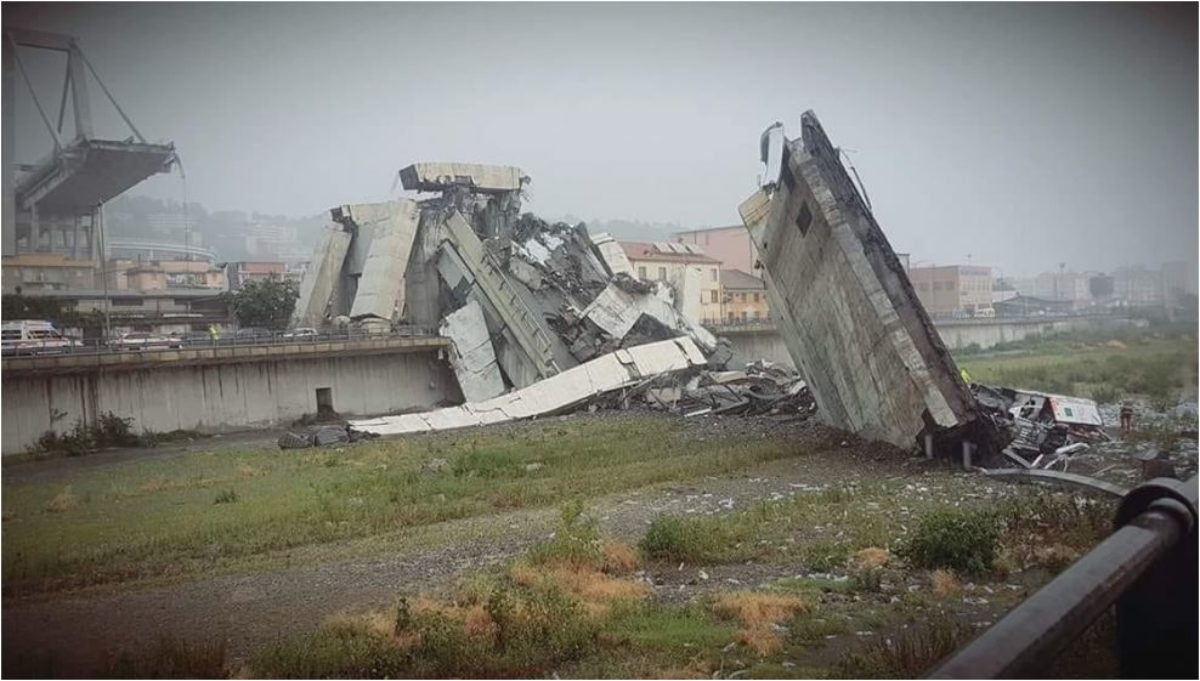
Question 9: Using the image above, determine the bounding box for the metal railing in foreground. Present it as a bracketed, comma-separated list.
[927, 475, 1197, 679]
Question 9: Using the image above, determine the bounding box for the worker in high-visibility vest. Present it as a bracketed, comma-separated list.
[960, 367, 972, 385]
[208, 325, 221, 343]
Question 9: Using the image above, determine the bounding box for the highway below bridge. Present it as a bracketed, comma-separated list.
[0, 314, 1138, 455]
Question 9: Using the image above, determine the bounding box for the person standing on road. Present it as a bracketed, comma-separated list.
[1120, 400, 1135, 435]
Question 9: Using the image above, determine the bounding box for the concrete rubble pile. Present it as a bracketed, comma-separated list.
[740, 111, 1001, 458]
[277, 425, 379, 450]
[597, 359, 817, 419]
[971, 384, 1108, 471]
[291, 162, 731, 434]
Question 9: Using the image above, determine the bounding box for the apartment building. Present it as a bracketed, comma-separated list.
[907, 265, 994, 317]
[621, 241, 723, 323]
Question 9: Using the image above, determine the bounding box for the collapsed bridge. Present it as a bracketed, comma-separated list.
[300, 116, 1002, 459]
[294, 162, 728, 409]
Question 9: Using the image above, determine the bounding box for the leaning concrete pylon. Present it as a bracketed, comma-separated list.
[740, 111, 997, 457]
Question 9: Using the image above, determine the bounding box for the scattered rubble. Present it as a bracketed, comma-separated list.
[276, 425, 377, 450]
[593, 358, 817, 419]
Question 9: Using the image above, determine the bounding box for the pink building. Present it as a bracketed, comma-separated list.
[672, 225, 756, 273]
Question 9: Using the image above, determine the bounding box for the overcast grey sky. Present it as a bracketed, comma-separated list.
[7, 2, 1196, 276]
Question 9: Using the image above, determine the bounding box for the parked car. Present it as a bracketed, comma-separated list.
[1, 320, 83, 356]
[109, 332, 182, 351]
[235, 327, 276, 342]
[282, 327, 319, 340]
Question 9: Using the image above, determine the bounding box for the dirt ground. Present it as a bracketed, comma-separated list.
[0, 410, 1130, 677]
[0, 414, 908, 674]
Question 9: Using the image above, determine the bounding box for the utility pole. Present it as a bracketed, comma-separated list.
[97, 202, 111, 341]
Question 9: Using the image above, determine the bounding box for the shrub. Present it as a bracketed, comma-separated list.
[213, 490, 239, 505]
[639, 516, 722, 564]
[898, 508, 998, 574]
[255, 583, 598, 678]
[33, 412, 141, 456]
[1090, 383, 1119, 404]
[45, 486, 78, 513]
[833, 620, 974, 678]
[801, 541, 850, 572]
[528, 501, 602, 567]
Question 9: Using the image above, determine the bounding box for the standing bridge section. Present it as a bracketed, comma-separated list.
[3, 27, 176, 257]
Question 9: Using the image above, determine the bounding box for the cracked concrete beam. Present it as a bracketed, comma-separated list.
[398, 163, 526, 194]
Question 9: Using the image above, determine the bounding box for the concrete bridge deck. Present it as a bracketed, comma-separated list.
[2, 335, 450, 376]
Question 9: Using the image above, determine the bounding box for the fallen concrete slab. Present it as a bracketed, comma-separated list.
[440, 299, 506, 402]
[292, 228, 352, 328]
[336, 200, 422, 324]
[740, 111, 996, 455]
[350, 336, 707, 436]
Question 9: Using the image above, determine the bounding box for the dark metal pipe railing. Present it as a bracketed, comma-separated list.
[928, 475, 1197, 679]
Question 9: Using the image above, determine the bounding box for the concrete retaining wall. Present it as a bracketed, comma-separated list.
[2, 351, 460, 455]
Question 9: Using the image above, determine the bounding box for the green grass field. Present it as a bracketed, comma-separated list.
[2, 416, 813, 596]
[954, 326, 1197, 405]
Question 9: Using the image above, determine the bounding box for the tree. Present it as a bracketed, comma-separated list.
[224, 277, 299, 330]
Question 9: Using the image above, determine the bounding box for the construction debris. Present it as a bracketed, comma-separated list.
[972, 384, 1108, 471]
[295, 162, 730, 410]
[621, 359, 816, 419]
[351, 337, 709, 435]
[276, 425, 377, 450]
[739, 111, 998, 457]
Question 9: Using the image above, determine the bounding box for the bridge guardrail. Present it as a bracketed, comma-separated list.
[2, 326, 441, 360]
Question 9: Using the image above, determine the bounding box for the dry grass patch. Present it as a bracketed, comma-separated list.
[236, 465, 263, 479]
[713, 592, 810, 655]
[510, 561, 649, 616]
[853, 547, 890, 570]
[137, 477, 178, 494]
[601, 541, 641, 573]
[930, 569, 961, 599]
[44, 487, 78, 514]
[412, 598, 497, 640]
[324, 610, 396, 639]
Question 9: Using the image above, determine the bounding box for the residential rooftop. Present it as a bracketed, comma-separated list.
[620, 240, 720, 264]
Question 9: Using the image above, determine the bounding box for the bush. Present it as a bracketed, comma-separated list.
[898, 508, 998, 575]
[833, 620, 974, 678]
[639, 516, 723, 564]
[528, 501, 602, 567]
[34, 412, 141, 456]
[253, 582, 597, 678]
[1090, 383, 1119, 404]
[213, 490, 239, 505]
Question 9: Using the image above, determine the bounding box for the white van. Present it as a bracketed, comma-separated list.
[1, 320, 81, 356]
